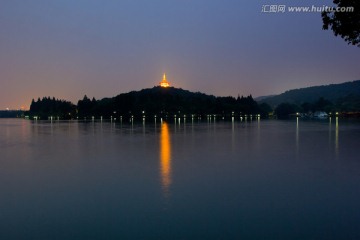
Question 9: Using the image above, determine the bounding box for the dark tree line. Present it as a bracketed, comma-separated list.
[0, 110, 24, 118]
[29, 87, 273, 120]
[28, 88, 360, 120]
[76, 88, 271, 118]
[274, 95, 360, 118]
[77, 95, 97, 118]
[29, 97, 76, 119]
[260, 80, 360, 107]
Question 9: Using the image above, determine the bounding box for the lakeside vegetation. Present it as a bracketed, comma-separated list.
[0, 110, 24, 118]
[28, 87, 270, 120]
[260, 80, 360, 107]
[261, 80, 360, 118]
[25, 80, 360, 120]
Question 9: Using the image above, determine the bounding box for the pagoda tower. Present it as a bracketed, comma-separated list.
[159, 73, 170, 88]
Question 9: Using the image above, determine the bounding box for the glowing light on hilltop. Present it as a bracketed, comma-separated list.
[159, 73, 170, 88]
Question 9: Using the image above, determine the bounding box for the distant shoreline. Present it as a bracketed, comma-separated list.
[0, 110, 25, 118]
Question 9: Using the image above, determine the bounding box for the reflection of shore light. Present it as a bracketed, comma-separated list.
[296, 117, 299, 153]
[335, 117, 339, 155]
[160, 123, 171, 196]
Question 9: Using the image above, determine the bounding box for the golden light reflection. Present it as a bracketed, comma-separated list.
[160, 122, 172, 196]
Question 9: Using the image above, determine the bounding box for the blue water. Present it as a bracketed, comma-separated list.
[1, 118, 360, 239]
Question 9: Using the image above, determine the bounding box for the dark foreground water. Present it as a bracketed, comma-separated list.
[1, 118, 360, 239]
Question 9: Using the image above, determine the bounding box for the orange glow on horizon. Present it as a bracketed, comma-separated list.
[160, 122, 171, 196]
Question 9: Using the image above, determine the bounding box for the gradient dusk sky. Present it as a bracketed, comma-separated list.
[1, 0, 359, 109]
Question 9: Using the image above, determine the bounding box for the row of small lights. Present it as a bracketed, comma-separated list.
[32, 113, 343, 120]
[29, 113, 261, 121]
[295, 112, 339, 116]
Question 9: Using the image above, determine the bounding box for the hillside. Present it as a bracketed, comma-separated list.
[78, 86, 261, 117]
[259, 80, 360, 107]
[29, 87, 267, 119]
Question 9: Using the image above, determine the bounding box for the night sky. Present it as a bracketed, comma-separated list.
[1, 0, 359, 109]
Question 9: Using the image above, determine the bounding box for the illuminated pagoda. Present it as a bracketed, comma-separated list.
[159, 73, 170, 88]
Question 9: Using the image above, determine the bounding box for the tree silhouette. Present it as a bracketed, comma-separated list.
[29, 97, 75, 119]
[274, 103, 300, 119]
[322, 0, 360, 47]
[29, 88, 267, 119]
[77, 95, 97, 117]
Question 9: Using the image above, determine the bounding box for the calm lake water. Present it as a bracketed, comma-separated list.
[1, 118, 360, 239]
